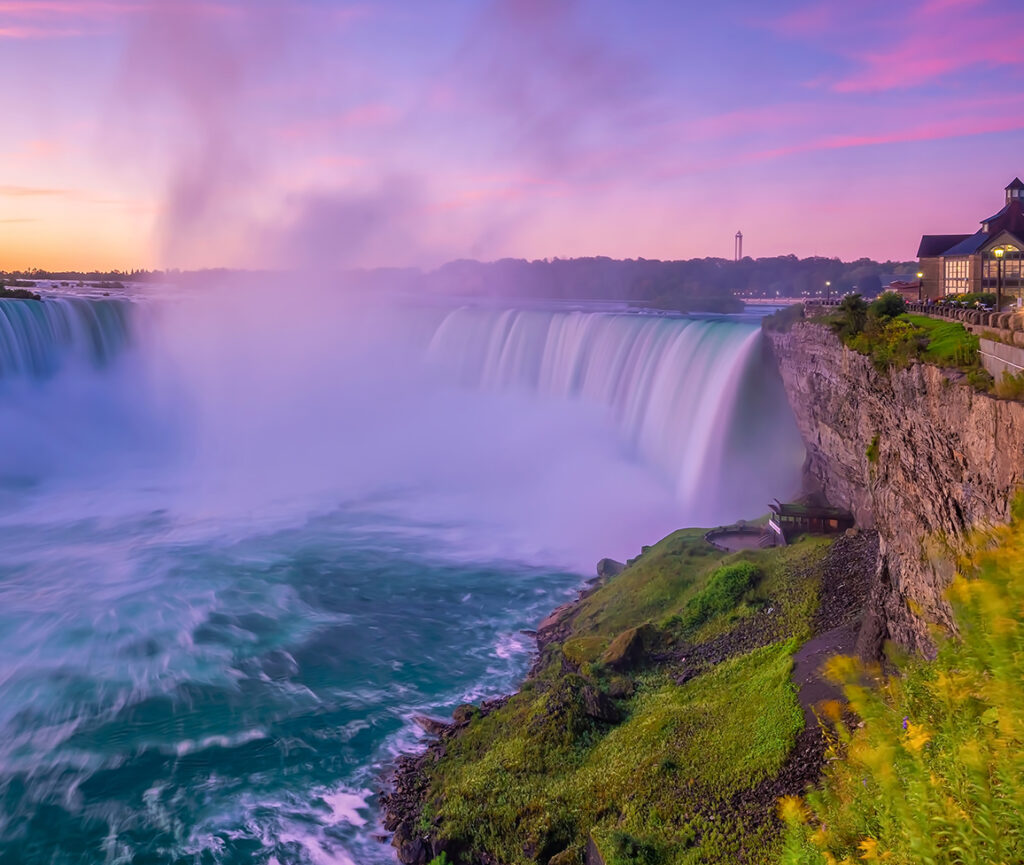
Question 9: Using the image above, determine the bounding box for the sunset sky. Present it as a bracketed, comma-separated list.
[1, 0, 1023, 271]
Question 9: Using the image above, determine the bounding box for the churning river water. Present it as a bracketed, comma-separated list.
[0, 288, 802, 864]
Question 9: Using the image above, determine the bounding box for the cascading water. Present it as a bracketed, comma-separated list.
[424, 306, 796, 511]
[0, 296, 133, 379]
[0, 291, 803, 864]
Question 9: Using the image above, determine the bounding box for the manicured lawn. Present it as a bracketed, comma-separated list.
[900, 314, 977, 366]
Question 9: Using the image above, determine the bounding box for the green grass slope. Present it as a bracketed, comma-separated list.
[414, 530, 836, 865]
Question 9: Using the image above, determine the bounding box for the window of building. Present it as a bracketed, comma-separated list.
[944, 257, 971, 294]
[982, 246, 1023, 297]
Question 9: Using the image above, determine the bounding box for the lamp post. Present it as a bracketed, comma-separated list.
[916, 271, 924, 303]
[825, 280, 831, 304]
[994, 247, 1005, 312]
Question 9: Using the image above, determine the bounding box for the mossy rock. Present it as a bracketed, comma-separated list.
[606, 675, 634, 699]
[452, 704, 479, 725]
[600, 624, 659, 671]
[562, 636, 607, 667]
[548, 847, 582, 865]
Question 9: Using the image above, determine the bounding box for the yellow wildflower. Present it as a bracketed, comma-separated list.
[820, 699, 844, 722]
[858, 837, 880, 860]
[904, 721, 931, 754]
[777, 795, 806, 824]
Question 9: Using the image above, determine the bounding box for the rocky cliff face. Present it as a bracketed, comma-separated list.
[766, 322, 1024, 657]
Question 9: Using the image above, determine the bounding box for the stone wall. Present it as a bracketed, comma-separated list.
[766, 321, 1024, 658]
[980, 338, 1024, 380]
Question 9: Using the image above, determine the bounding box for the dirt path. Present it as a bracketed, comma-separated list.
[791, 623, 857, 725]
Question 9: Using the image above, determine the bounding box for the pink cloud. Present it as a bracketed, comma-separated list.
[0, 1, 139, 12]
[435, 174, 565, 212]
[0, 185, 72, 197]
[1, 139, 65, 162]
[765, 0, 1024, 93]
[0, 0, 238, 39]
[748, 113, 1024, 162]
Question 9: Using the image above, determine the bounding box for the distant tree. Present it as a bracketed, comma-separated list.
[870, 291, 907, 320]
[857, 274, 883, 296]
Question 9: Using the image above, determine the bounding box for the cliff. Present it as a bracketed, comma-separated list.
[766, 321, 1024, 657]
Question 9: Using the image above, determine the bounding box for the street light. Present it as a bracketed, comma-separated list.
[825, 280, 831, 304]
[994, 247, 1005, 312]
[917, 271, 924, 303]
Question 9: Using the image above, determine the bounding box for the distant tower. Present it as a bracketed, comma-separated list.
[734, 230, 743, 261]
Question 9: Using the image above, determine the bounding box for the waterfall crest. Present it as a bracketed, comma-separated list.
[0, 297, 133, 380]
[425, 307, 798, 509]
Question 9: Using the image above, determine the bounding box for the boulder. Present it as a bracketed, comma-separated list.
[586, 835, 608, 865]
[392, 822, 430, 865]
[581, 685, 621, 723]
[549, 849, 583, 865]
[595, 558, 625, 579]
[600, 624, 658, 671]
[537, 601, 576, 633]
[412, 715, 450, 737]
[452, 704, 478, 725]
[606, 675, 634, 699]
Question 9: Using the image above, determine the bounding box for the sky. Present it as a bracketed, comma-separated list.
[0, 0, 1023, 271]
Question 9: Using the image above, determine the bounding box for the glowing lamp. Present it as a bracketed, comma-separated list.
[995, 247, 1005, 259]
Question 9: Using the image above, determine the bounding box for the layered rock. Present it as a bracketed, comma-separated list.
[766, 321, 1024, 657]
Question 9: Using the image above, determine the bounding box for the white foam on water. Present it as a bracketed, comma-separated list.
[321, 789, 370, 828]
[172, 727, 268, 757]
[494, 630, 530, 660]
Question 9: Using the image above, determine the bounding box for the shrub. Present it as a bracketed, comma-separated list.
[0, 286, 41, 301]
[606, 830, 660, 865]
[762, 303, 805, 332]
[830, 293, 868, 339]
[868, 291, 906, 320]
[684, 562, 761, 628]
[967, 367, 995, 392]
[851, 318, 923, 370]
[994, 369, 1024, 400]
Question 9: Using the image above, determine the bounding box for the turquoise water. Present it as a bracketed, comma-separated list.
[0, 292, 803, 863]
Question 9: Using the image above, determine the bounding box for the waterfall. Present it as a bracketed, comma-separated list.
[0, 297, 133, 380]
[425, 307, 798, 511]
[0, 295, 802, 535]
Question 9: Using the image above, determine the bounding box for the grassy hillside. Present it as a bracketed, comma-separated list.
[401, 530, 846, 865]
